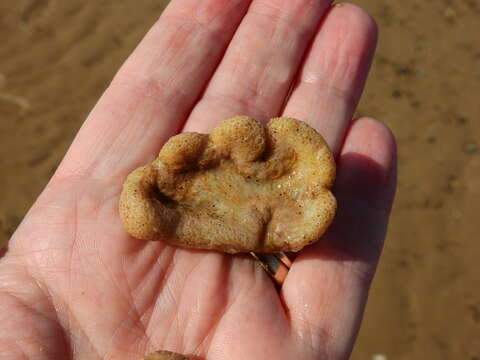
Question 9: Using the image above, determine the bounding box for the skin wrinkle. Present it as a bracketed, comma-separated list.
[153, 249, 198, 351]
[125, 14, 236, 79]
[88, 97, 163, 181]
[197, 91, 270, 126]
[64, 211, 103, 359]
[286, 277, 334, 353]
[31, 180, 108, 358]
[309, 8, 376, 83]
[93, 255, 153, 356]
[155, 281, 179, 350]
[31, 275, 66, 329]
[112, 265, 154, 356]
[109, 76, 192, 113]
[292, 323, 329, 360]
[248, 7, 315, 35]
[289, 299, 335, 360]
[158, 15, 242, 40]
[20, 189, 79, 358]
[126, 245, 170, 292]
[91, 94, 179, 177]
[299, 77, 355, 105]
[298, 36, 369, 104]
[6, 332, 51, 354]
[250, 0, 329, 24]
[98, 240, 172, 356]
[126, 247, 179, 354]
[147, 31, 202, 85]
[126, 6, 247, 81]
[188, 256, 233, 356]
[214, 59, 273, 110]
[1, 342, 29, 360]
[204, 263, 272, 360]
[103, 270, 151, 356]
[229, 16, 298, 93]
[0, 285, 70, 359]
[1, 249, 68, 275]
[178, 255, 214, 350]
[168, 275, 184, 351]
[162, 0, 250, 31]
[59, 102, 142, 181]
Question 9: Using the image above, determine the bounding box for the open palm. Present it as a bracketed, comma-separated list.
[0, 1, 397, 359]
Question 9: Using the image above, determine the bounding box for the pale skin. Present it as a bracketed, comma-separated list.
[0, 0, 397, 359]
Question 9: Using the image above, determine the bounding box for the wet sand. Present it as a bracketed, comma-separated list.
[1, 1, 479, 359]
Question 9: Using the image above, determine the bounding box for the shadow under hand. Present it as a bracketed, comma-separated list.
[300, 151, 396, 273]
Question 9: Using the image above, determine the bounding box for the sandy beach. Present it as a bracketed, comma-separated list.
[1, 1, 479, 358]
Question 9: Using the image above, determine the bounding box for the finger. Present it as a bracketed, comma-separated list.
[55, 0, 253, 181]
[282, 118, 397, 359]
[283, 3, 378, 156]
[183, 0, 333, 133]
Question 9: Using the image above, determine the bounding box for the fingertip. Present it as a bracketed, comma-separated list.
[330, 2, 378, 36]
[326, 2, 378, 53]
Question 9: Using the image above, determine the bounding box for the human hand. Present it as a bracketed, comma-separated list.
[0, 1, 396, 359]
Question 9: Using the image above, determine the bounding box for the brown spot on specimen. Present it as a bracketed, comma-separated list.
[119, 116, 336, 253]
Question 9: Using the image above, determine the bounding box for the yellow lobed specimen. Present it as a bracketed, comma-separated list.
[143, 350, 190, 360]
[119, 116, 336, 253]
